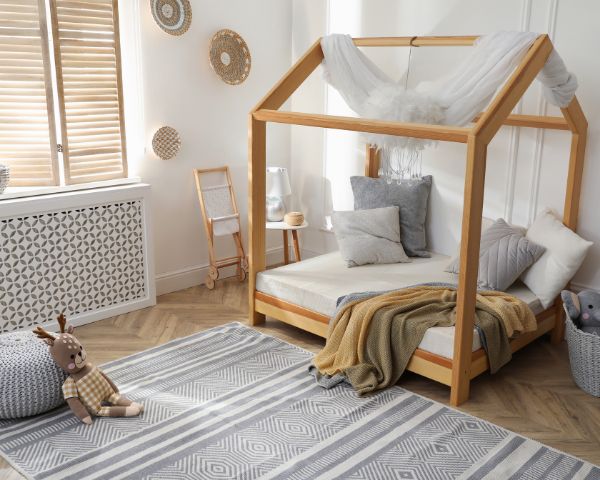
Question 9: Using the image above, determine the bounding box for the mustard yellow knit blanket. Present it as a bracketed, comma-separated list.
[313, 286, 537, 394]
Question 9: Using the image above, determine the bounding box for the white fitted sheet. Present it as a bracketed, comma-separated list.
[256, 251, 543, 359]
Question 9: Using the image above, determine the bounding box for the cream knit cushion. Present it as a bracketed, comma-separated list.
[0, 331, 67, 419]
[521, 209, 593, 309]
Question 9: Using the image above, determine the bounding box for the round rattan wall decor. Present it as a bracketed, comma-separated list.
[152, 126, 181, 160]
[150, 0, 191, 36]
[209, 29, 251, 85]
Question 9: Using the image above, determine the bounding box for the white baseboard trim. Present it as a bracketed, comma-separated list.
[25, 295, 157, 334]
[156, 247, 290, 296]
[299, 247, 321, 259]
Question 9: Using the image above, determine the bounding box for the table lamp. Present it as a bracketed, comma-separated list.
[266, 167, 291, 222]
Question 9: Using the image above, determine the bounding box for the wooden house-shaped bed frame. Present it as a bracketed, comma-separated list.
[247, 35, 587, 406]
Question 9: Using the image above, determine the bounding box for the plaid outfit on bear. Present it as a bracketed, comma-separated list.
[62, 366, 121, 416]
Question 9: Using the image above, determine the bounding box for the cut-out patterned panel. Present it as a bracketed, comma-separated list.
[0, 201, 146, 333]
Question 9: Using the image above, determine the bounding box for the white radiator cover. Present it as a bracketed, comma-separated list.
[0, 184, 156, 333]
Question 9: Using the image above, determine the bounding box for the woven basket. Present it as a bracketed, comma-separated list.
[564, 307, 600, 397]
[150, 0, 192, 36]
[152, 126, 181, 160]
[209, 29, 251, 85]
[284, 212, 304, 226]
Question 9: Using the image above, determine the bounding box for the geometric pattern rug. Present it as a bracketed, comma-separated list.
[1, 323, 598, 480]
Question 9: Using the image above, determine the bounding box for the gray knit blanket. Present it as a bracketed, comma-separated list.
[310, 283, 506, 390]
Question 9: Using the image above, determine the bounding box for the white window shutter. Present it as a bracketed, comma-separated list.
[0, 0, 59, 186]
[50, 0, 127, 185]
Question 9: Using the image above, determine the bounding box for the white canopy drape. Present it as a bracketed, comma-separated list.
[321, 31, 577, 158]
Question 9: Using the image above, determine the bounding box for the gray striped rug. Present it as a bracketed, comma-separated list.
[1, 323, 598, 480]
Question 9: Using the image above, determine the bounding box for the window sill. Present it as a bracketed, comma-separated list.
[0, 177, 141, 201]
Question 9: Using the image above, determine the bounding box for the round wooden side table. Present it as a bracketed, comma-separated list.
[266, 220, 308, 264]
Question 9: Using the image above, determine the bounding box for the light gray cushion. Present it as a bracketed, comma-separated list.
[332, 206, 410, 267]
[0, 331, 68, 419]
[445, 218, 546, 291]
[351, 175, 432, 257]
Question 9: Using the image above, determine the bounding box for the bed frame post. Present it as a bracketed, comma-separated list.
[450, 36, 552, 406]
[365, 144, 380, 178]
[450, 135, 487, 406]
[248, 39, 324, 326]
[560, 97, 587, 230]
[551, 96, 588, 343]
[248, 115, 267, 325]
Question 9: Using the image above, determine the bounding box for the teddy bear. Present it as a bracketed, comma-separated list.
[561, 289, 600, 336]
[34, 314, 143, 424]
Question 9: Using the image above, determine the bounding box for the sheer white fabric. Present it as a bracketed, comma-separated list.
[202, 185, 240, 236]
[432, 31, 538, 125]
[321, 31, 577, 155]
[537, 49, 578, 108]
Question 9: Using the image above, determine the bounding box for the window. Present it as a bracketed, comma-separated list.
[0, 0, 127, 187]
[0, 0, 57, 186]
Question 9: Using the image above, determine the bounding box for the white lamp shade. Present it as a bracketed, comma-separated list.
[266, 167, 291, 197]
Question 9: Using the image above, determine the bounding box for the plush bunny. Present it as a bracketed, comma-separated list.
[561, 289, 600, 336]
[34, 314, 143, 425]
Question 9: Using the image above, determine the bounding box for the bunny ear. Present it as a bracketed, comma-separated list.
[561, 290, 581, 319]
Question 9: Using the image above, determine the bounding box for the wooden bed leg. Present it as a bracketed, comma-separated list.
[251, 309, 266, 326]
[450, 136, 487, 407]
[248, 115, 267, 326]
[551, 297, 565, 345]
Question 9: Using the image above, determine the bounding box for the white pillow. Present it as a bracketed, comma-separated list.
[520, 209, 592, 309]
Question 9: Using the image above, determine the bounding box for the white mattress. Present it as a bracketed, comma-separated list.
[256, 251, 543, 359]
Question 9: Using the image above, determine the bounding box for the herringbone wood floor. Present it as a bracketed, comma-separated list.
[2, 279, 599, 479]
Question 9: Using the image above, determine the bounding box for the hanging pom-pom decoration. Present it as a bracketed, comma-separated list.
[379, 147, 424, 184]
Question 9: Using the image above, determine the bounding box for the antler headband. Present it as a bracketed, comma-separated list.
[57, 313, 67, 334]
[33, 326, 56, 341]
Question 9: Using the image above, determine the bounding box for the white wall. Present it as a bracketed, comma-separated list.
[290, 0, 600, 291]
[121, 0, 293, 294]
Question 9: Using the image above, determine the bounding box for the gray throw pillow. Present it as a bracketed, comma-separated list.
[445, 218, 546, 291]
[350, 175, 432, 257]
[332, 206, 410, 267]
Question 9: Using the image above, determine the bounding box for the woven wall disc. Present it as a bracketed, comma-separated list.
[152, 126, 181, 160]
[150, 0, 191, 36]
[209, 29, 251, 85]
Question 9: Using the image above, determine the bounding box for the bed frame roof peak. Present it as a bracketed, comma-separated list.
[252, 34, 581, 141]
